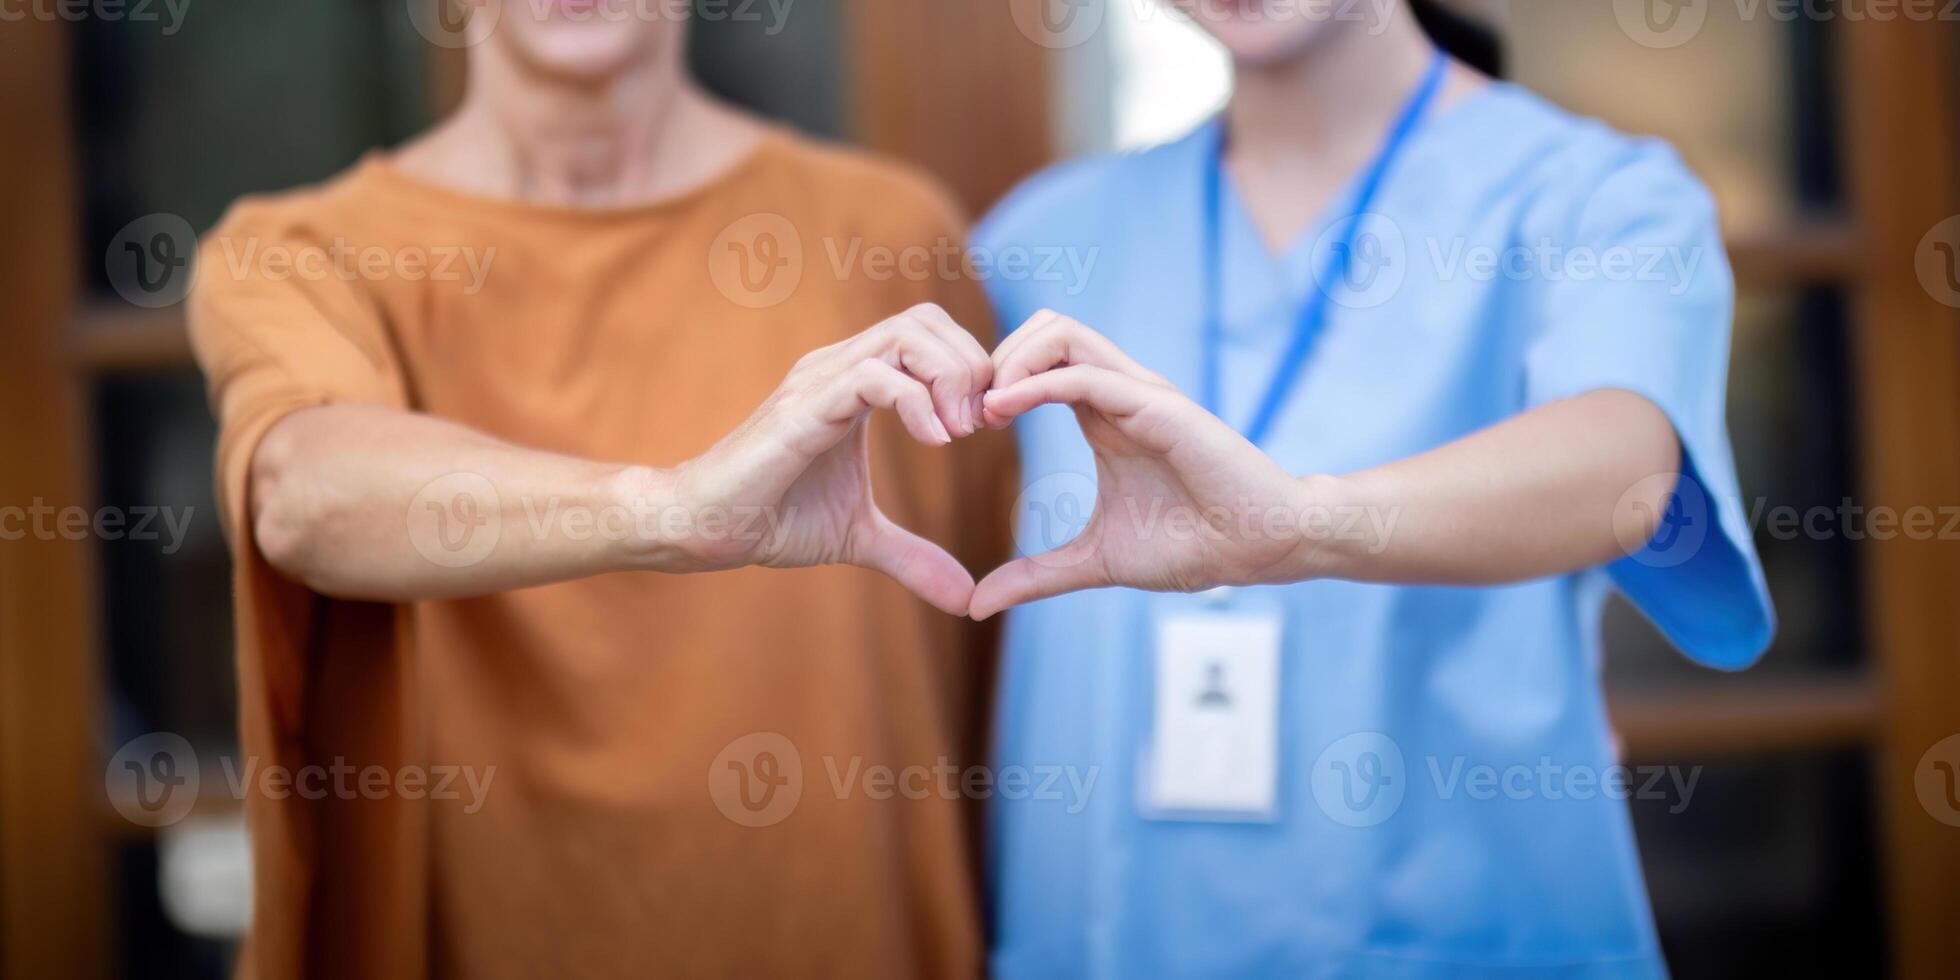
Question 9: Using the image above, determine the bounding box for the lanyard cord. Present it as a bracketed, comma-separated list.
[1201, 49, 1449, 448]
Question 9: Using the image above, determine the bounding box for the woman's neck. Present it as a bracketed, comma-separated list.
[1220, 15, 1455, 252]
[394, 44, 764, 209]
[1224, 16, 1436, 176]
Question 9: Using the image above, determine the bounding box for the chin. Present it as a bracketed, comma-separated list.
[508, 32, 648, 81]
[1178, 1, 1342, 69]
[492, 2, 677, 83]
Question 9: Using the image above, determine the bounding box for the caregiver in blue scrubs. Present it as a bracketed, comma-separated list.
[969, 1, 1775, 976]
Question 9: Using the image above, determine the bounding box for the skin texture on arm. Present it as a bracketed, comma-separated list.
[250, 404, 667, 601]
[1297, 386, 1680, 585]
[967, 312, 1680, 620]
[252, 303, 994, 612]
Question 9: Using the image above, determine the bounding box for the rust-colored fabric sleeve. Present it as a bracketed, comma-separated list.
[188, 201, 426, 980]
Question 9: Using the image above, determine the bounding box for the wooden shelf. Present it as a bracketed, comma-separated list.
[67, 304, 192, 373]
[1608, 672, 1878, 760]
[1726, 218, 1861, 288]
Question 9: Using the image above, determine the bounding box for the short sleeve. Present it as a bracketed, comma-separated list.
[1522, 142, 1774, 669]
[186, 201, 411, 732]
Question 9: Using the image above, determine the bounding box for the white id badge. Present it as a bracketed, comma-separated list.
[1141, 591, 1283, 821]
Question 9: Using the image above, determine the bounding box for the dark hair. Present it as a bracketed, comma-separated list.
[1408, 0, 1506, 78]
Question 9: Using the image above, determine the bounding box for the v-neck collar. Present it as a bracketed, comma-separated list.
[1198, 79, 1513, 294]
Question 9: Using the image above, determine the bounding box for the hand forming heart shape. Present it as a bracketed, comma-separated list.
[968, 310, 1316, 620]
[664, 304, 1318, 620]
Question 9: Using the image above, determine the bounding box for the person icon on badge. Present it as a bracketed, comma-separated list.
[1196, 661, 1233, 709]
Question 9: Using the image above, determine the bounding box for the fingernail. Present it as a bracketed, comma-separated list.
[931, 415, 952, 444]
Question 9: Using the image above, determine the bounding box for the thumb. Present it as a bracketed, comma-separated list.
[850, 513, 976, 616]
[968, 539, 1107, 621]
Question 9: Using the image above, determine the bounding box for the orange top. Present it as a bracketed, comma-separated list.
[188, 129, 1013, 979]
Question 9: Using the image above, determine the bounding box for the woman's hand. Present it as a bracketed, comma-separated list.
[252, 303, 993, 609]
[968, 311, 1317, 620]
[663, 302, 994, 614]
[967, 311, 1687, 622]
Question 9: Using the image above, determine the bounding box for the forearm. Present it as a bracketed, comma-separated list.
[1296, 389, 1682, 585]
[250, 404, 679, 601]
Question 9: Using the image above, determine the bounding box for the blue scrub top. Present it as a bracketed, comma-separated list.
[971, 83, 1775, 979]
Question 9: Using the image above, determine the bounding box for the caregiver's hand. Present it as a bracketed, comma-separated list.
[966, 312, 1687, 622]
[664, 302, 993, 613]
[968, 312, 1315, 620]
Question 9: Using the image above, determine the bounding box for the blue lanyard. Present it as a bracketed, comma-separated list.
[1201, 50, 1448, 447]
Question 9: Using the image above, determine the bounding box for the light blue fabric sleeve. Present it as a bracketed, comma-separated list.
[1522, 139, 1774, 669]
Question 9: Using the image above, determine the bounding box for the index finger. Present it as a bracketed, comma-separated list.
[986, 311, 1165, 426]
[981, 362, 1153, 423]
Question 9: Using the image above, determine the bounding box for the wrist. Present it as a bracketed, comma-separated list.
[599, 463, 690, 571]
[1287, 473, 1370, 582]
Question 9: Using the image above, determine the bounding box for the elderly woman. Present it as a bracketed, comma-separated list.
[190, 3, 1010, 976]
